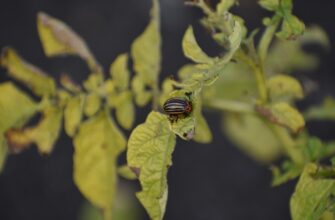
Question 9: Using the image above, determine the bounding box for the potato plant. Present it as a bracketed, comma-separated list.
[0, 0, 334, 220]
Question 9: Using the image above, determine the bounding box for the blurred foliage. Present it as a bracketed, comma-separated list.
[0, 0, 334, 220]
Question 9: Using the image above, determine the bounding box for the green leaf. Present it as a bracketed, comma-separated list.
[0, 48, 56, 97]
[277, 14, 305, 40]
[202, 61, 258, 103]
[193, 99, 212, 144]
[115, 91, 135, 130]
[0, 135, 8, 173]
[266, 26, 329, 74]
[256, 102, 305, 133]
[305, 97, 335, 121]
[131, 75, 152, 107]
[83, 73, 104, 92]
[84, 93, 101, 117]
[182, 26, 214, 64]
[267, 74, 304, 102]
[131, 0, 161, 86]
[271, 161, 302, 186]
[37, 12, 101, 72]
[0, 83, 37, 133]
[304, 137, 323, 162]
[110, 53, 130, 91]
[74, 109, 126, 220]
[290, 163, 335, 220]
[118, 165, 137, 180]
[64, 95, 85, 137]
[258, 0, 279, 11]
[127, 111, 176, 220]
[6, 105, 63, 154]
[216, 0, 236, 13]
[223, 113, 282, 163]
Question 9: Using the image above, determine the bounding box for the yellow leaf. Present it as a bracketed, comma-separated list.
[74, 109, 126, 219]
[0, 83, 37, 133]
[37, 12, 101, 72]
[127, 111, 176, 220]
[193, 108, 212, 144]
[0, 48, 56, 97]
[83, 73, 104, 92]
[131, 75, 152, 107]
[110, 53, 129, 91]
[6, 105, 63, 154]
[64, 95, 85, 137]
[131, 0, 161, 86]
[267, 74, 303, 102]
[182, 26, 214, 64]
[115, 91, 135, 130]
[223, 113, 282, 163]
[84, 93, 101, 117]
[256, 102, 305, 133]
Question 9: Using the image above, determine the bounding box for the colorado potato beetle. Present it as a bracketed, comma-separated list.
[163, 97, 193, 122]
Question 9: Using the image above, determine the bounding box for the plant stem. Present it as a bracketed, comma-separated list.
[235, 50, 268, 102]
[204, 99, 255, 113]
[258, 18, 280, 64]
[270, 124, 304, 165]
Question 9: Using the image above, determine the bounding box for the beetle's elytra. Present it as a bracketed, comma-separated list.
[163, 97, 193, 121]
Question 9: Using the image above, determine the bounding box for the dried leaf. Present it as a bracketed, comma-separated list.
[6, 105, 63, 154]
[37, 12, 101, 72]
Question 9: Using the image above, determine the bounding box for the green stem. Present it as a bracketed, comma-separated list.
[258, 18, 280, 63]
[235, 50, 268, 102]
[270, 124, 304, 165]
[204, 99, 255, 114]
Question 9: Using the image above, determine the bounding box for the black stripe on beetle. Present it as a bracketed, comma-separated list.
[163, 97, 193, 121]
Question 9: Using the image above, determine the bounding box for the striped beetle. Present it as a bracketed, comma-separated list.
[163, 92, 193, 122]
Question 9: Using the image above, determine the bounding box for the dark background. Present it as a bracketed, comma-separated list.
[0, 0, 335, 220]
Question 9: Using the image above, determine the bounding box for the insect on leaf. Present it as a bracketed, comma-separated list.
[0, 48, 56, 97]
[127, 111, 176, 220]
[37, 12, 101, 72]
[74, 109, 126, 220]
